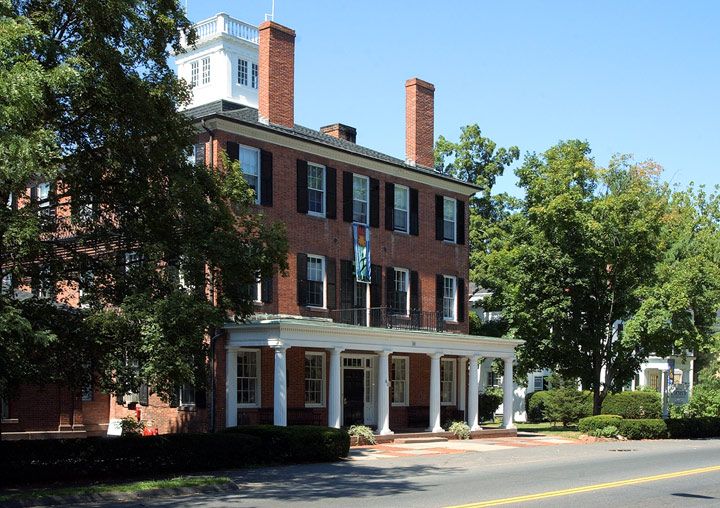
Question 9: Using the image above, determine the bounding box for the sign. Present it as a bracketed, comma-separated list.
[353, 224, 371, 283]
[107, 418, 123, 436]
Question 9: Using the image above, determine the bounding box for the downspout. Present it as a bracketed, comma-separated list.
[209, 328, 223, 433]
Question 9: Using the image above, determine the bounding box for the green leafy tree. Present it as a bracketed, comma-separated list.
[479, 140, 720, 414]
[0, 0, 288, 403]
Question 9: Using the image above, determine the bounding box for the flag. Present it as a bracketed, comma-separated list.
[353, 224, 371, 283]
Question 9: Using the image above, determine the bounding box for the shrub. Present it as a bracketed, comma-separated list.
[665, 417, 720, 438]
[543, 389, 593, 427]
[526, 390, 552, 422]
[479, 387, 503, 422]
[685, 385, 720, 417]
[119, 416, 145, 436]
[223, 425, 350, 462]
[348, 424, 376, 445]
[448, 421, 471, 439]
[590, 425, 619, 438]
[616, 419, 667, 440]
[601, 391, 661, 419]
[578, 415, 623, 434]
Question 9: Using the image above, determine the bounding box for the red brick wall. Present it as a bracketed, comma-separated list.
[405, 78, 435, 168]
[258, 21, 295, 128]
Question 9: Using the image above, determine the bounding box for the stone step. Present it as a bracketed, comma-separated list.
[393, 437, 449, 444]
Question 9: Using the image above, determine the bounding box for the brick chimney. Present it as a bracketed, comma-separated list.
[405, 77, 435, 168]
[320, 123, 357, 143]
[258, 21, 296, 128]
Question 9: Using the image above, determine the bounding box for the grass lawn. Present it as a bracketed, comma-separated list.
[0, 476, 232, 503]
[483, 421, 581, 439]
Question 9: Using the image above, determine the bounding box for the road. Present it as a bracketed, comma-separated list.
[92, 438, 720, 507]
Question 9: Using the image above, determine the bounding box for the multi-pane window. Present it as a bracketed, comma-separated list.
[237, 58, 248, 85]
[304, 353, 325, 406]
[190, 60, 199, 87]
[394, 185, 409, 232]
[443, 196, 456, 242]
[237, 350, 260, 406]
[440, 358, 456, 405]
[391, 356, 409, 406]
[201, 57, 211, 85]
[352, 174, 369, 224]
[36, 182, 51, 217]
[393, 268, 409, 314]
[1, 273, 12, 295]
[307, 255, 325, 307]
[487, 370, 499, 388]
[125, 251, 141, 273]
[179, 384, 196, 407]
[307, 164, 325, 216]
[443, 275, 457, 321]
[251, 63, 258, 89]
[239, 146, 260, 200]
[534, 375, 549, 391]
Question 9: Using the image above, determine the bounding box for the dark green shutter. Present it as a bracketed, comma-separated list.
[385, 182, 394, 230]
[326, 258, 336, 310]
[342, 171, 353, 222]
[139, 383, 149, 406]
[195, 388, 207, 409]
[457, 277, 466, 322]
[261, 276, 273, 303]
[457, 200, 465, 245]
[260, 150, 273, 206]
[296, 160, 308, 213]
[410, 188, 419, 236]
[340, 260, 354, 309]
[435, 195, 444, 240]
[326, 167, 337, 219]
[436, 274, 444, 314]
[370, 264, 382, 308]
[226, 141, 239, 162]
[386, 266, 395, 310]
[410, 270, 420, 310]
[297, 253, 308, 305]
[369, 178, 380, 228]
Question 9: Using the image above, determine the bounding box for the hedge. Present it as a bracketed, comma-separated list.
[0, 425, 349, 486]
[665, 417, 720, 439]
[478, 389, 503, 422]
[601, 391, 661, 419]
[222, 425, 350, 463]
[616, 419, 667, 440]
[526, 390, 593, 423]
[578, 415, 623, 434]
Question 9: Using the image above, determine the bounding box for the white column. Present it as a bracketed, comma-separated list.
[468, 355, 480, 431]
[458, 358, 467, 412]
[377, 351, 393, 435]
[428, 353, 443, 433]
[273, 345, 288, 426]
[502, 357, 515, 429]
[631, 375, 636, 391]
[639, 368, 647, 387]
[226, 349, 238, 428]
[661, 368, 669, 418]
[328, 348, 343, 429]
[688, 360, 695, 398]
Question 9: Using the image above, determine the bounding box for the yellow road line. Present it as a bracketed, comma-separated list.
[446, 464, 720, 507]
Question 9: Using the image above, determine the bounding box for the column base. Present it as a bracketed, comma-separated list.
[470, 424, 482, 431]
[502, 423, 516, 430]
[427, 425, 444, 433]
[378, 428, 394, 436]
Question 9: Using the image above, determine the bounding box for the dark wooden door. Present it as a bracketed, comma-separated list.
[343, 369, 365, 426]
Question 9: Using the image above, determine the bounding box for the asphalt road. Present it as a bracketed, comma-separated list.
[92, 438, 720, 508]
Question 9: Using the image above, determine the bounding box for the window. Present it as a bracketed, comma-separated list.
[201, 57, 211, 85]
[307, 163, 325, 216]
[239, 145, 260, 200]
[237, 350, 260, 407]
[394, 185, 409, 232]
[440, 358, 456, 405]
[251, 62, 258, 89]
[35, 182, 52, 217]
[34, 265, 53, 299]
[179, 384, 196, 407]
[487, 370, 500, 387]
[1, 398, 9, 420]
[443, 275, 457, 321]
[391, 356, 409, 406]
[304, 352, 325, 406]
[1, 273, 11, 295]
[534, 375, 549, 391]
[125, 251, 141, 273]
[352, 174, 369, 224]
[393, 268, 409, 314]
[82, 383, 93, 401]
[190, 60, 199, 87]
[306, 255, 325, 307]
[443, 196, 456, 242]
[237, 58, 248, 85]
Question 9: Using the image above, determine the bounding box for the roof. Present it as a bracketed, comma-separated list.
[184, 100, 480, 193]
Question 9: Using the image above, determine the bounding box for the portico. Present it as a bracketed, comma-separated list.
[224, 317, 521, 434]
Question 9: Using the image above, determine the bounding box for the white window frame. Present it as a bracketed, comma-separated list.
[179, 384, 196, 408]
[533, 375, 544, 392]
[237, 58, 248, 85]
[440, 358, 456, 406]
[394, 184, 409, 233]
[352, 174, 369, 225]
[190, 60, 199, 87]
[304, 352, 326, 407]
[251, 62, 258, 89]
[443, 196, 457, 243]
[307, 163, 326, 217]
[443, 275, 457, 321]
[201, 56, 211, 85]
[394, 268, 410, 315]
[306, 254, 326, 308]
[391, 356, 409, 406]
[239, 144, 260, 203]
[237, 349, 261, 408]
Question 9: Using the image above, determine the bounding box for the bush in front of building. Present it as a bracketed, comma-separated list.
[223, 425, 350, 462]
[615, 419, 667, 440]
[543, 388, 594, 427]
[684, 385, 720, 417]
[479, 387, 503, 422]
[601, 391, 661, 419]
[526, 390, 552, 422]
[578, 415, 624, 434]
[665, 417, 720, 438]
[0, 432, 263, 486]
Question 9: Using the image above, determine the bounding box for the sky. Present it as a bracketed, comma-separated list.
[183, 1, 720, 196]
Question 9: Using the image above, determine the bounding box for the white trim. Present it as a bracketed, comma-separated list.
[443, 196, 457, 243]
[306, 254, 326, 309]
[443, 275, 458, 321]
[391, 355, 409, 407]
[307, 162, 326, 217]
[393, 184, 410, 233]
[352, 174, 369, 225]
[440, 357, 457, 406]
[304, 351, 326, 408]
[237, 348, 261, 408]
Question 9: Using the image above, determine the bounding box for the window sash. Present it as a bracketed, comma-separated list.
[251, 63, 258, 88]
[239, 146, 260, 200]
[307, 255, 325, 307]
[179, 384, 196, 406]
[304, 353, 325, 406]
[190, 61, 199, 87]
[352, 175, 369, 224]
[237, 351, 260, 406]
[238, 59, 248, 85]
[443, 197, 456, 242]
[391, 357, 409, 406]
[201, 57, 211, 85]
[307, 164, 325, 216]
[394, 185, 409, 232]
[443, 276, 456, 320]
[394, 269, 409, 314]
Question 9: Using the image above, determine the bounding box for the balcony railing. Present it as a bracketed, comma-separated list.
[183, 13, 259, 47]
[329, 307, 446, 333]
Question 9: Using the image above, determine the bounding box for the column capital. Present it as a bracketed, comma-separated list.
[377, 350, 392, 358]
[467, 353, 481, 361]
[270, 343, 290, 352]
[427, 352, 443, 359]
[329, 346, 345, 354]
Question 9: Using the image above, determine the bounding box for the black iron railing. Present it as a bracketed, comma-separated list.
[330, 307, 445, 333]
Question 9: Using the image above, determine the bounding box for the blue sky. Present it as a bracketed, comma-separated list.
[184, 1, 719, 196]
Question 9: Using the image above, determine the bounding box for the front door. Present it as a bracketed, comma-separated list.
[343, 369, 365, 426]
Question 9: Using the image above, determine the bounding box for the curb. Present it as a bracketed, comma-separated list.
[0, 480, 239, 508]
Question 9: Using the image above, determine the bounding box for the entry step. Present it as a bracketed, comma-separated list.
[393, 437, 448, 444]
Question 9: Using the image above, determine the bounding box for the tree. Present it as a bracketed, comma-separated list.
[0, 0, 288, 403]
[478, 140, 720, 414]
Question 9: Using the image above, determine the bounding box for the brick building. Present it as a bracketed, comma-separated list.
[1, 13, 520, 439]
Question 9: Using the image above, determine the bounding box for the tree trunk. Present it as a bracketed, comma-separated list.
[593, 385, 602, 415]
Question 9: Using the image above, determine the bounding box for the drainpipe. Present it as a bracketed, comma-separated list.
[209, 328, 223, 433]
